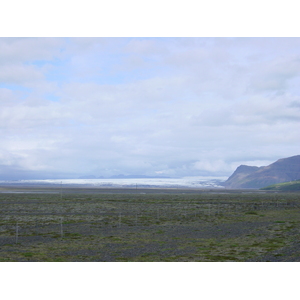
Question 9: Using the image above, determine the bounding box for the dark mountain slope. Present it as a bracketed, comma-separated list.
[224, 155, 300, 189]
[225, 165, 260, 188]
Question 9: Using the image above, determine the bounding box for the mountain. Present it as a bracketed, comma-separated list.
[224, 165, 259, 188]
[224, 155, 300, 189]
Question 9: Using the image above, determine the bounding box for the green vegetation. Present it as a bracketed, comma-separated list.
[261, 180, 300, 191]
[0, 188, 299, 261]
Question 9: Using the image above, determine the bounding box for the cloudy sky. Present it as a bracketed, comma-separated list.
[0, 37, 299, 180]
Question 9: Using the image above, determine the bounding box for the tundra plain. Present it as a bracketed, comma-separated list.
[0, 186, 299, 262]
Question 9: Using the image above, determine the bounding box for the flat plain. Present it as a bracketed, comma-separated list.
[0, 186, 299, 262]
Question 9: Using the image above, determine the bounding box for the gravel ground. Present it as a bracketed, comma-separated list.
[0, 190, 299, 261]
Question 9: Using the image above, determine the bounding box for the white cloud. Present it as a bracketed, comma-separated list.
[193, 160, 229, 173]
[0, 37, 299, 179]
[0, 64, 44, 84]
[0, 37, 64, 64]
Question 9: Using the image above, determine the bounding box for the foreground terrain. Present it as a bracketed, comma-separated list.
[0, 186, 299, 261]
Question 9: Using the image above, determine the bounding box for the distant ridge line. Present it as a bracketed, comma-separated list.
[224, 155, 300, 189]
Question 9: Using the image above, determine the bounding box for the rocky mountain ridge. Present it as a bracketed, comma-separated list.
[224, 155, 300, 189]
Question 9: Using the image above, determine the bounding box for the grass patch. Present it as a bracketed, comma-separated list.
[244, 211, 259, 215]
[1, 190, 300, 261]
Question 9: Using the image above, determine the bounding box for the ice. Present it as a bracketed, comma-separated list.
[0, 176, 227, 188]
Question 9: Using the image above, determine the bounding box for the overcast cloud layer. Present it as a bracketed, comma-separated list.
[0, 37, 299, 180]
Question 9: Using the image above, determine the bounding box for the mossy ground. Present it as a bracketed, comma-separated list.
[0, 189, 299, 261]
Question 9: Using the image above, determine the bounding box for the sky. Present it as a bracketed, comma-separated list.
[1, 37, 300, 180]
[1, 2, 299, 296]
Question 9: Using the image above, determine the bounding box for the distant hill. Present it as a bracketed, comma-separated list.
[224, 155, 300, 189]
[261, 180, 300, 191]
[78, 175, 97, 179]
[109, 174, 170, 179]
